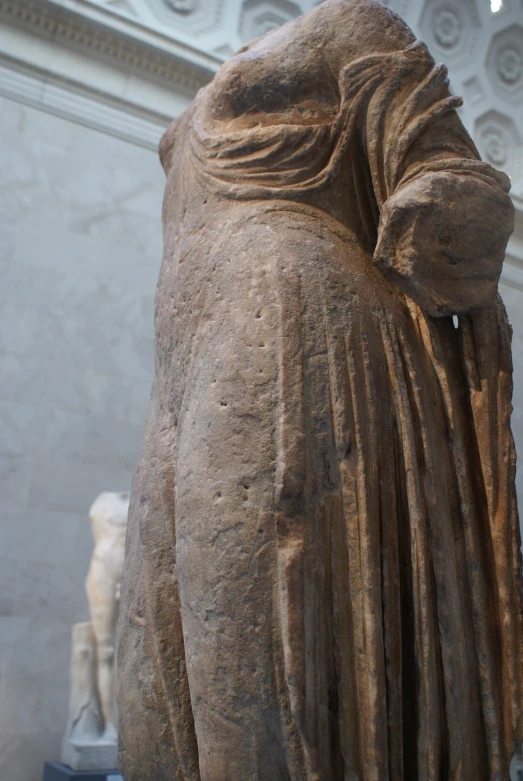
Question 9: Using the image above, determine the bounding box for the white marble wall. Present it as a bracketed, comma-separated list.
[0, 96, 164, 781]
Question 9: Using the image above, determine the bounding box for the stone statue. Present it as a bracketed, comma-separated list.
[118, 1, 523, 778]
[62, 491, 129, 771]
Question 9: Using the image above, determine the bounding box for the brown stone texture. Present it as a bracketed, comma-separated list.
[117, 1, 523, 778]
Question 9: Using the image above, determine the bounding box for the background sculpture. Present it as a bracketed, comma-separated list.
[62, 491, 129, 771]
[118, 1, 523, 778]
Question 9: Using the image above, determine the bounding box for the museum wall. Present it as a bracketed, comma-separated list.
[0, 96, 164, 781]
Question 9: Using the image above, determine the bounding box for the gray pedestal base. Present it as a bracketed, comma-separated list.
[43, 762, 121, 781]
[61, 737, 118, 772]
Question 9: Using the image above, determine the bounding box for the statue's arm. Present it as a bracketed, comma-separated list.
[363, 47, 515, 317]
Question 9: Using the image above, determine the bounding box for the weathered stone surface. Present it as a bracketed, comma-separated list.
[118, 1, 523, 778]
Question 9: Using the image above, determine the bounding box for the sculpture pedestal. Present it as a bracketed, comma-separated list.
[61, 623, 118, 771]
[61, 738, 118, 773]
[42, 762, 121, 781]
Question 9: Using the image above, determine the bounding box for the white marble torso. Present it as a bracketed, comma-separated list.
[88, 492, 129, 592]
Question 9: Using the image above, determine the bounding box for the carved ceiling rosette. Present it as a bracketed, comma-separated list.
[142, 0, 226, 35]
[433, 6, 462, 47]
[475, 110, 523, 197]
[164, 0, 197, 11]
[498, 46, 522, 84]
[419, 0, 481, 66]
[486, 24, 523, 104]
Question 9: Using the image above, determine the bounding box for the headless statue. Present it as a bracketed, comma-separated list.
[118, 1, 523, 778]
[62, 491, 129, 771]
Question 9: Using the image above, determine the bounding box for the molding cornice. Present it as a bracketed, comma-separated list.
[48, 0, 226, 67]
[0, 53, 170, 149]
[0, 0, 217, 146]
[0, 0, 215, 95]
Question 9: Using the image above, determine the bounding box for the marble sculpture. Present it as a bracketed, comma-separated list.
[118, 1, 523, 778]
[62, 491, 129, 771]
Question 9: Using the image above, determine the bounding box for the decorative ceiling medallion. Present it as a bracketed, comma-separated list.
[419, 0, 480, 68]
[144, 0, 224, 35]
[498, 46, 522, 84]
[433, 7, 461, 48]
[475, 111, 523, 196]
[486, 25, 523, 103]
[484, 130, 508, 166]
[164, 0, 196, 12]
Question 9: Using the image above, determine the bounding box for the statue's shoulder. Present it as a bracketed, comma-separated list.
[328, 0, 412, 28]
[318, 0, 416, 59]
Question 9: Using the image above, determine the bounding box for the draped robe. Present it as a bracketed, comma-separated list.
[117, 2, 523, 779]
